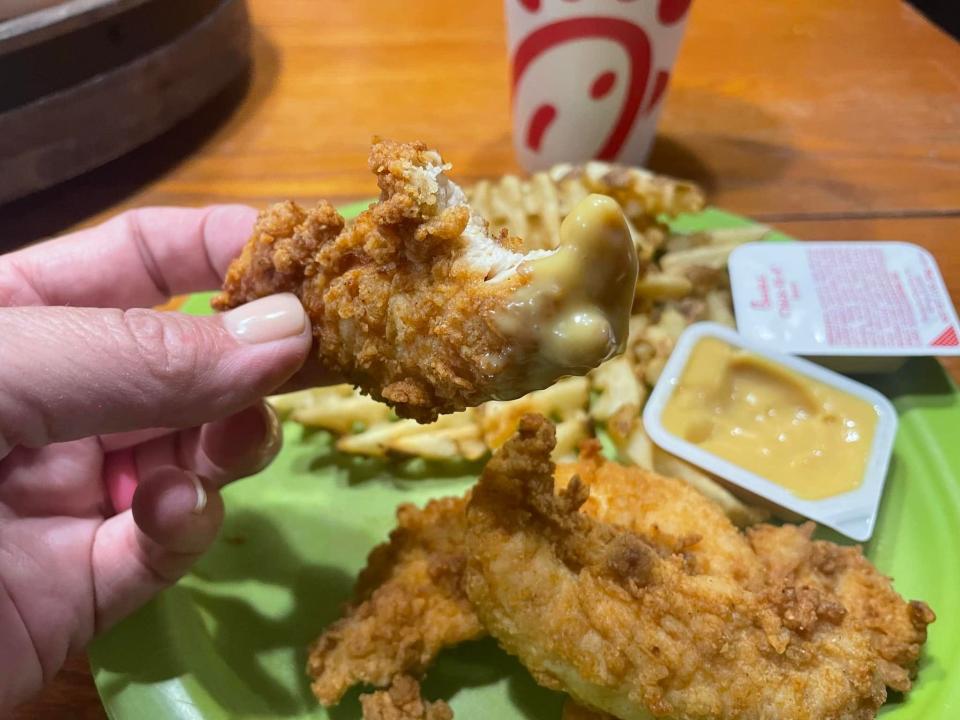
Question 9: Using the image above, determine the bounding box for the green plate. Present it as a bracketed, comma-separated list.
[90, 208, 960, 719]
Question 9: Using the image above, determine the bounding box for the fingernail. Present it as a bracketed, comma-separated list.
[186, 471, 208, 515]
[222, 293, 307, 344]
[253, 401, 283, 472]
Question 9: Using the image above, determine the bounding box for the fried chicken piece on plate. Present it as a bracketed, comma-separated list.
[464, 414, 933, 720]
[557, 440, 765, 587]
[213, 140, 638, 421]
[359, 675, 453, 720]
[306, 434, 769, 706]
[306, 495, 483, 706]
[748, 523, 934, 694]
[306, 418, 933, 716]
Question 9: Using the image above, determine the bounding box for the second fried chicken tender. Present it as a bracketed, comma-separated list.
[306, 417, 932, 717]
[748, 523, 935, 695]
[464, 415, 933, 720]
[305, 439, 766, 707]
[306, 496, 483, 706]
[359, 675, 453, 720]
[214, 140, 638, 421]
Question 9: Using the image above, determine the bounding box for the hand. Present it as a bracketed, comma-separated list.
[0, 206, 314, 711]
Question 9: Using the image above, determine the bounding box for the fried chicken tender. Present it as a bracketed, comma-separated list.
[307, 496, 483, 706]
[306, 439, 767, 707]
[557, 442, 764, 587]
[359, 675, 453, 720]
[214, 140, 637, 421]
[307, 420, 933, 716]
[464, 415, 933, 720]
[748, 523, 935, 695]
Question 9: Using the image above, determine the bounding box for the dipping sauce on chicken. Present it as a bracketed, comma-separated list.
[491, 194, 638, 400]
[661, 337, 878, 499]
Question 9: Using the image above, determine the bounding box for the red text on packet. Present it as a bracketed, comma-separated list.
[770, 265, 792, 319]
[751, 273, 771, 310]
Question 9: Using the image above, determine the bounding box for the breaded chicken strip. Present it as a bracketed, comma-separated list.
[213, 140, 638, 421]
[464, 415, 933, 720]
[748, 523, 935, 695]
[306, 496, 483, 706]
[307, 439, 766, 707]
[557, 442, 765, 588]
[359, 675, 453, 720]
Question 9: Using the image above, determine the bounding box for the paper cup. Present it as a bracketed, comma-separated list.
[505, 0, 693, 171]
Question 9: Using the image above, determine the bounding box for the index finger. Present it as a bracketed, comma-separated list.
[0, 205, 257, 309]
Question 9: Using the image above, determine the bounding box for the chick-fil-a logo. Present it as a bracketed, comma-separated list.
[510, 0, 692, 165]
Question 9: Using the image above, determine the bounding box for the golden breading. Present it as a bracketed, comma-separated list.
[306, 496, 483, 706]
[359, 675, 453, 720]
[305, 435, 775, 707]
[557, 441, 765, 587]
[748, 523, 935, 694]
[464, 415, 933, 720]
[215, 140, 636, 422]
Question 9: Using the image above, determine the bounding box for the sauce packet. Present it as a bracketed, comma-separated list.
[729, 242, 960, 373]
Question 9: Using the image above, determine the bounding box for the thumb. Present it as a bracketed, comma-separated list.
[0, 293, 311, 454]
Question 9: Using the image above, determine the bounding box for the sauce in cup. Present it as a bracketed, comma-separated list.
[660, 336, 878, 500]
[644, 323, 898, 541]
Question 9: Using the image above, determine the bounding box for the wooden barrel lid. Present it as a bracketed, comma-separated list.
[0, 0, 251, 204]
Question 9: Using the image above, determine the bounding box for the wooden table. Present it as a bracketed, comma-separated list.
[8, 1, 960, 716]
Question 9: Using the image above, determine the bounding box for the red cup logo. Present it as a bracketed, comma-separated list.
[657, 0, 693, 24]
[510, 0, 691, 164]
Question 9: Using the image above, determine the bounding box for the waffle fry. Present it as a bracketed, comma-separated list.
[468, 174, 575, 251]
[653, 449, 768, 527]
[387, 423, 487, 462]
[335, 410, 477, 459]
[270, 165, 770, 524]
[664, 224, 771, 253]
[589, 356, 645, 422]
[553, 411, 592, 461]
[267, 387, 332, 419]
[606, 404, 654, 470]
[660, 243, 739, 275]
[291, 389, 392, 434]
[552, 161, 705, 218]
[478, 376, 590, 454]
[467, 160, 704, 256]
[635, 272, 694, 301]
[706, 289, 736, 327]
